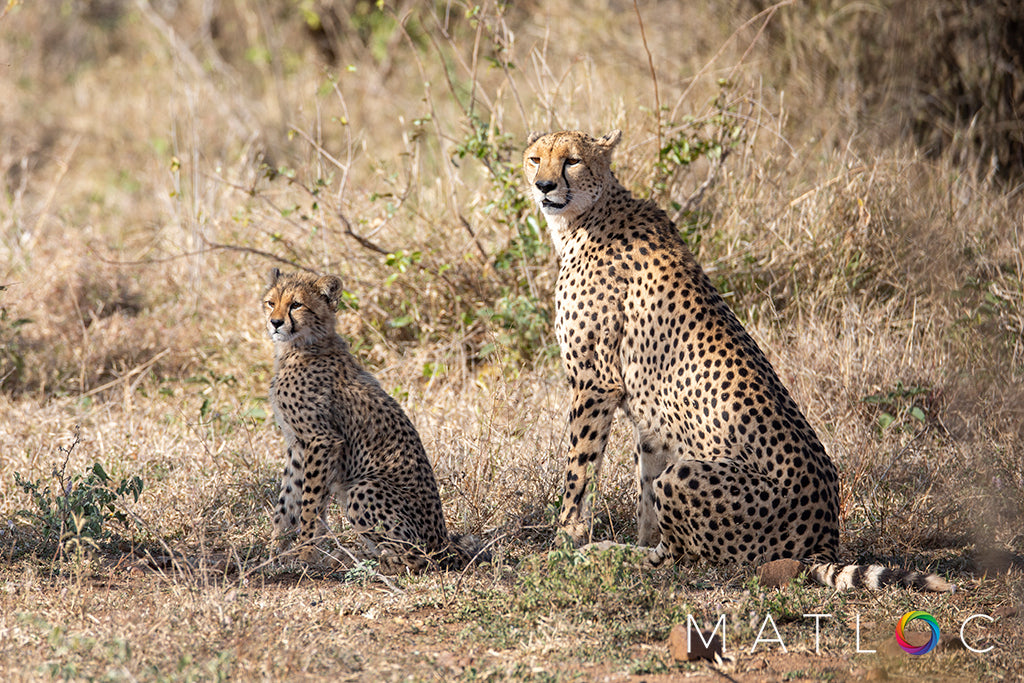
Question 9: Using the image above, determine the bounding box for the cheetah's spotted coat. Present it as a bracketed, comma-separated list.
[523, 130, 952, 591]
[264, 269, 487, 572]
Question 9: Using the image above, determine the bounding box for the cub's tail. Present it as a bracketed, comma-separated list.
[806, 562, 955, 593]
[434, 533, 492, 570]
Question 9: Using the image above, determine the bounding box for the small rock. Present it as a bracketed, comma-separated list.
[877, 632, 963, 658]
[668, 623, 723, 662]
[938, 634, 966, 652]
[973, 547, 1024, 574]
[878, 632, 922, 659]
[755, 558, 803, 588]
[432, 652, 465, 674]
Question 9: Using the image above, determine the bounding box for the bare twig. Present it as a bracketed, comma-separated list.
[288, 126, 350, 178]
[396, 10, 491, 262]
[86, 239, 317, 273]
[133, 0, 258, 137]
[671, 147, 733, 222]
[49, 426, 81, 564]
[633, 0, 662, 153]
[80, 348, 172, 399]
[668, 0, 794, 123]
[333, 209, 390, 256]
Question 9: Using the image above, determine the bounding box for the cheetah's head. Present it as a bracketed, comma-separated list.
[523, 129, 621, 220]
[263, 268, 343, 346]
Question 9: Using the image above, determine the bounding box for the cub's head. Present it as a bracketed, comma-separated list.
[263, 268, 342, 346]
[523, 129, 622, 219]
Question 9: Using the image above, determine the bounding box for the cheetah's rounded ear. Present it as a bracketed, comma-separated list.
[597, 129, 622, 150]
[315, 275, 343, 307]
[527, 131, 546, 146]
[266, 267, 282, 287]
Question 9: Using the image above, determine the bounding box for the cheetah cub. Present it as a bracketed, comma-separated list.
[523, 130, 953, 591]
[263, 268, 487, 572]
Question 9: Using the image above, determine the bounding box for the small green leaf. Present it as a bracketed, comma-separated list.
[241, 406, 267, 421]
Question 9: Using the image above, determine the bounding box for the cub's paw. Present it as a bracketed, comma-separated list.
[554, 523, 589, 547]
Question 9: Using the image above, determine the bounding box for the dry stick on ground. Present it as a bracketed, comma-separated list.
[431, 533, 504, 610]
[318, 528, 406, 595]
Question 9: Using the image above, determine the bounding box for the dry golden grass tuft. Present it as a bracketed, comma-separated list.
[1, 1, 1022, 680]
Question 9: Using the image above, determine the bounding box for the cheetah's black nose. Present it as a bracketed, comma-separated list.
[270, 318, 284, 329]
[535, 179, 557, 194]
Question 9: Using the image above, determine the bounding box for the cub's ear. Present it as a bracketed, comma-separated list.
[315, 275, 343, 307]
[597, 129, 622, 150]
[527, 131, 547, 146]
[266, 267, 282, 287]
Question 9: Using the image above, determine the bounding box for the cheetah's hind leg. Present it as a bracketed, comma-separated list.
[634, 425, 673, 547]
[645, 456, 828, 568]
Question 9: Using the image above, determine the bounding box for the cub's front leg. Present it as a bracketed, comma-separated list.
[273, 442, 303, 551]
[295, 435, 347, 563]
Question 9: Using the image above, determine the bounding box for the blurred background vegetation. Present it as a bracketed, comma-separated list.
[1, 0, 1022, 573]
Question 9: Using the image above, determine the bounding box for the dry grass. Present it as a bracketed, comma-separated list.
[1, 0, 1022, 680]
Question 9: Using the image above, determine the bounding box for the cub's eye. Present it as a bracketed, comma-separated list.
[289, 301, 303, 310]
[528, 156, 541, 165]
[565, 157, 582, 167]
[264, 300, 275, 309]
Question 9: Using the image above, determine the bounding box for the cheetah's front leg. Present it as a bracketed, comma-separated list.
[273, 443, 303, 551]
[294, 436, 346, 563]
[557, 388, 619, 544]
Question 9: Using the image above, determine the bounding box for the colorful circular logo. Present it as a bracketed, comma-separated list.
[895, 611, 940, 655]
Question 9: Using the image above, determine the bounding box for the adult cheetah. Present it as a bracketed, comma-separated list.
[523, 129, 952, 591]
[264, 268, 487, 572]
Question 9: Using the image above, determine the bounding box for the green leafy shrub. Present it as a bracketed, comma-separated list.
[514, 543, 656, 617]
[861, 381, 930, 434]
[12, 430, 144, 558]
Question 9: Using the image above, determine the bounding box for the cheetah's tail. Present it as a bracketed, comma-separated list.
[806, 562, 955, 593]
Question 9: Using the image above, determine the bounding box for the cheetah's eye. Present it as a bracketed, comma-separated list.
[289, 301, 303, 311]
[528, 156, 541, 165]
[565, 157, 582, 167]
[264, 300, 275, 309]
